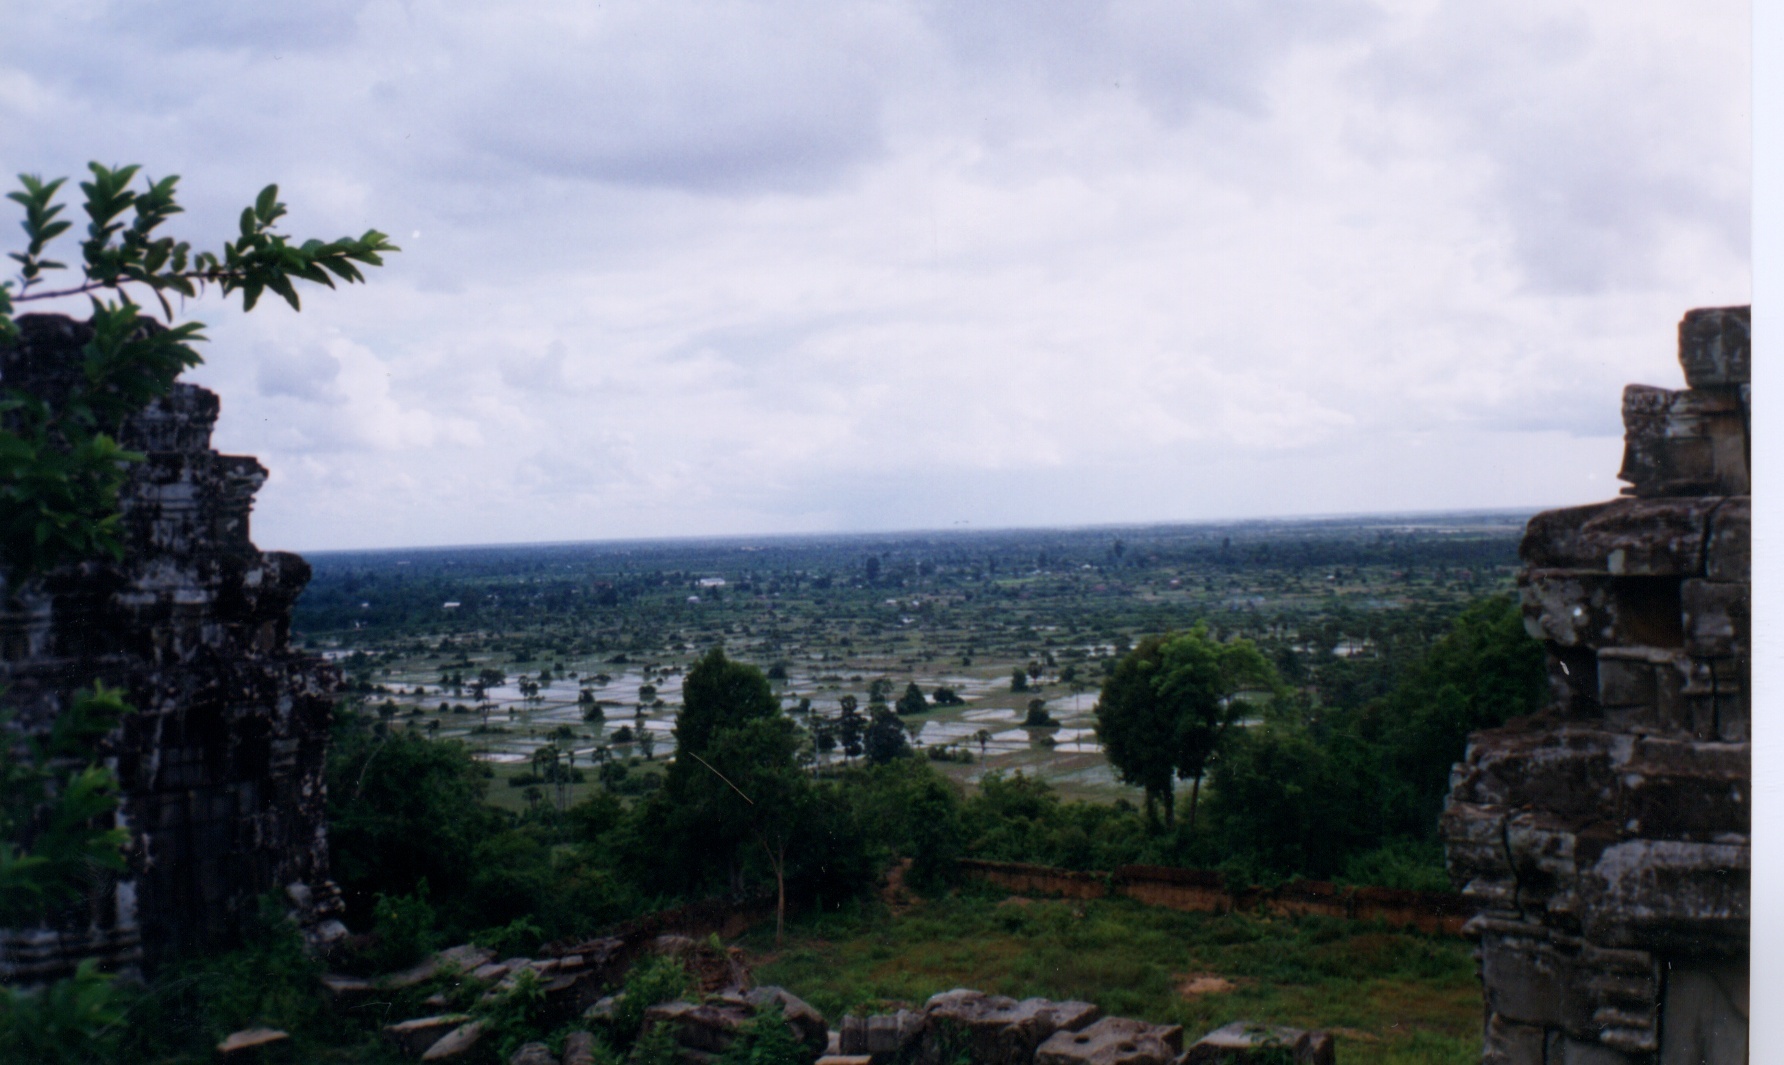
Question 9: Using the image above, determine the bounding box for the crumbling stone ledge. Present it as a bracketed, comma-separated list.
[1440, 306, 1750, 1065]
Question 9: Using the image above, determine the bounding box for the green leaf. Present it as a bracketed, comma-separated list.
[266, 272, 301, 311]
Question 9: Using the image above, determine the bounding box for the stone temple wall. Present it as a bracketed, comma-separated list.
[1441, 307, 1750, 1064]
[0, 314, 341, 983]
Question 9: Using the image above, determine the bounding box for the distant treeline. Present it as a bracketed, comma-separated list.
[293, 516, 1528, 638]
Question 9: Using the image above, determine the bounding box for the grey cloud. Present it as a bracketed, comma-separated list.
[923, 0, 1378, 120]
[105, 0, 373, 53]
[257, 345, 344, 404]
[450, 12, 886, 194]
[499, 341, 571, 393]
[0, 1, 1748, 552]
[1356, 3, 1748, 294]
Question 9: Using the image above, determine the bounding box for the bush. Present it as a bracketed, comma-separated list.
[479, 967, 549, 1061]
[629, 1017, 680, 1065]
[609, 956, 692, 1048]
[327, 709, 509, 931]
[0, 960, 124, 1065]
[115, 895, 331, 1062]
[1339, 839, 1452, 893]
[719, 1002, 804, 1065]
[365, 883, 438, 971]
[473, 916, 545, 959]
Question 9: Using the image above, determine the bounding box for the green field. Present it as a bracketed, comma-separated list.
[308, 516, 1529, 807]
[740, 891, 1480, 1065]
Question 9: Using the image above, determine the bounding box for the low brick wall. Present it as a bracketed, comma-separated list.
[958, 859, 1475, 936]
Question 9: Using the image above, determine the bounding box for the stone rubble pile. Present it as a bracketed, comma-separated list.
[1440, 306, 1750, 1065]
[284, 932, 1333, 1065]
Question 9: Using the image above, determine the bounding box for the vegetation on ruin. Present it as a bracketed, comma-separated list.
[0, 165, 393, 1063]
[0, 164, 395, 582]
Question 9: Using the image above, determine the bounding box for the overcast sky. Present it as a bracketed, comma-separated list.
[0, 1, 1751, 551]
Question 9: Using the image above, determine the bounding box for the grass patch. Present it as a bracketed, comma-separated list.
[741, 892, 1479, 1065]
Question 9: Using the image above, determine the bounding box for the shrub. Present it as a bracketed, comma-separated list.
[719, 1002, 803, 1065]
[365, 883, 438, 972]
[0, 960, 124, 1065]
[610, 956, 692, 1048]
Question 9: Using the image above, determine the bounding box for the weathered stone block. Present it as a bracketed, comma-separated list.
[1180, 1023, 1333, 1065]
[1448, 728, 1620, 820]
[645, 999, 753, 1056]
[921, 990, 1100, 1065]
[1479, 936, 1597, 1033]
[383, 1015, 473, 1058]
[1618, 739, 1749, 840]
[1034, 1016, 1182, 1065]
[421, 1020, 485, 1061]
[646, 989, 826, 1065]
[1715, 685, 1749, 743]
[1617, 385, 1746, 497]
[746, 986, 830, 1060]
[1440, 799, 1505, 866]
[1521, 572, 1687, 651]
[1678, 306, 1749, 389]
[1596, 647, 1668, 709]
[1481, 1014, 1546, 1065]
[840, 1009, 924, 1061]
[509, 1044, 555, 1065]
[562, 1031, 597, 1065]
[216, 1028, 291, 1062]
[1582, 840, 1748, 953]
[1500, 811, 1579, 917]
[1520, 569, 1616, 647]
[1705, 497, 1748, 582]
[1659, 959, 1748, 1065]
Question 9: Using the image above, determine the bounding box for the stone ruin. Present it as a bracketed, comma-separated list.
[1441, 306, 1750, 1064]
[0, 313, 342, 983]
[317, 931, 1334, 1065]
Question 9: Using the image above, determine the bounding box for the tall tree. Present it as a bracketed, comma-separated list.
[837, 695, 865, 761]
[863, 706, 910, 765]
[672, 647, 778, 758]
[1094, 625, 1279, 828]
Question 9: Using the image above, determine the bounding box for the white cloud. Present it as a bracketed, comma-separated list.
[0, 0, 1749, 550]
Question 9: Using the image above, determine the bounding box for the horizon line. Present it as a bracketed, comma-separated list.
[293, 504, 1546, 558]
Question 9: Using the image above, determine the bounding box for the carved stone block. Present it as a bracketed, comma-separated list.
[1034, 1017, 1182, 1065]
[1704, 497, 1749, 582]
[1677, 306, 1750, 389]
[1617, 385, 1747, 497]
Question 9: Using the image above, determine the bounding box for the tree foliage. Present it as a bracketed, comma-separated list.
[862, 705, 910, 765]
[672, 647, 778, 758]
[1206, 595, 1546, 880]
[325, 710, 508, 927]
[1094, 625, 1279, 827]
[0, 684, 132, 927]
